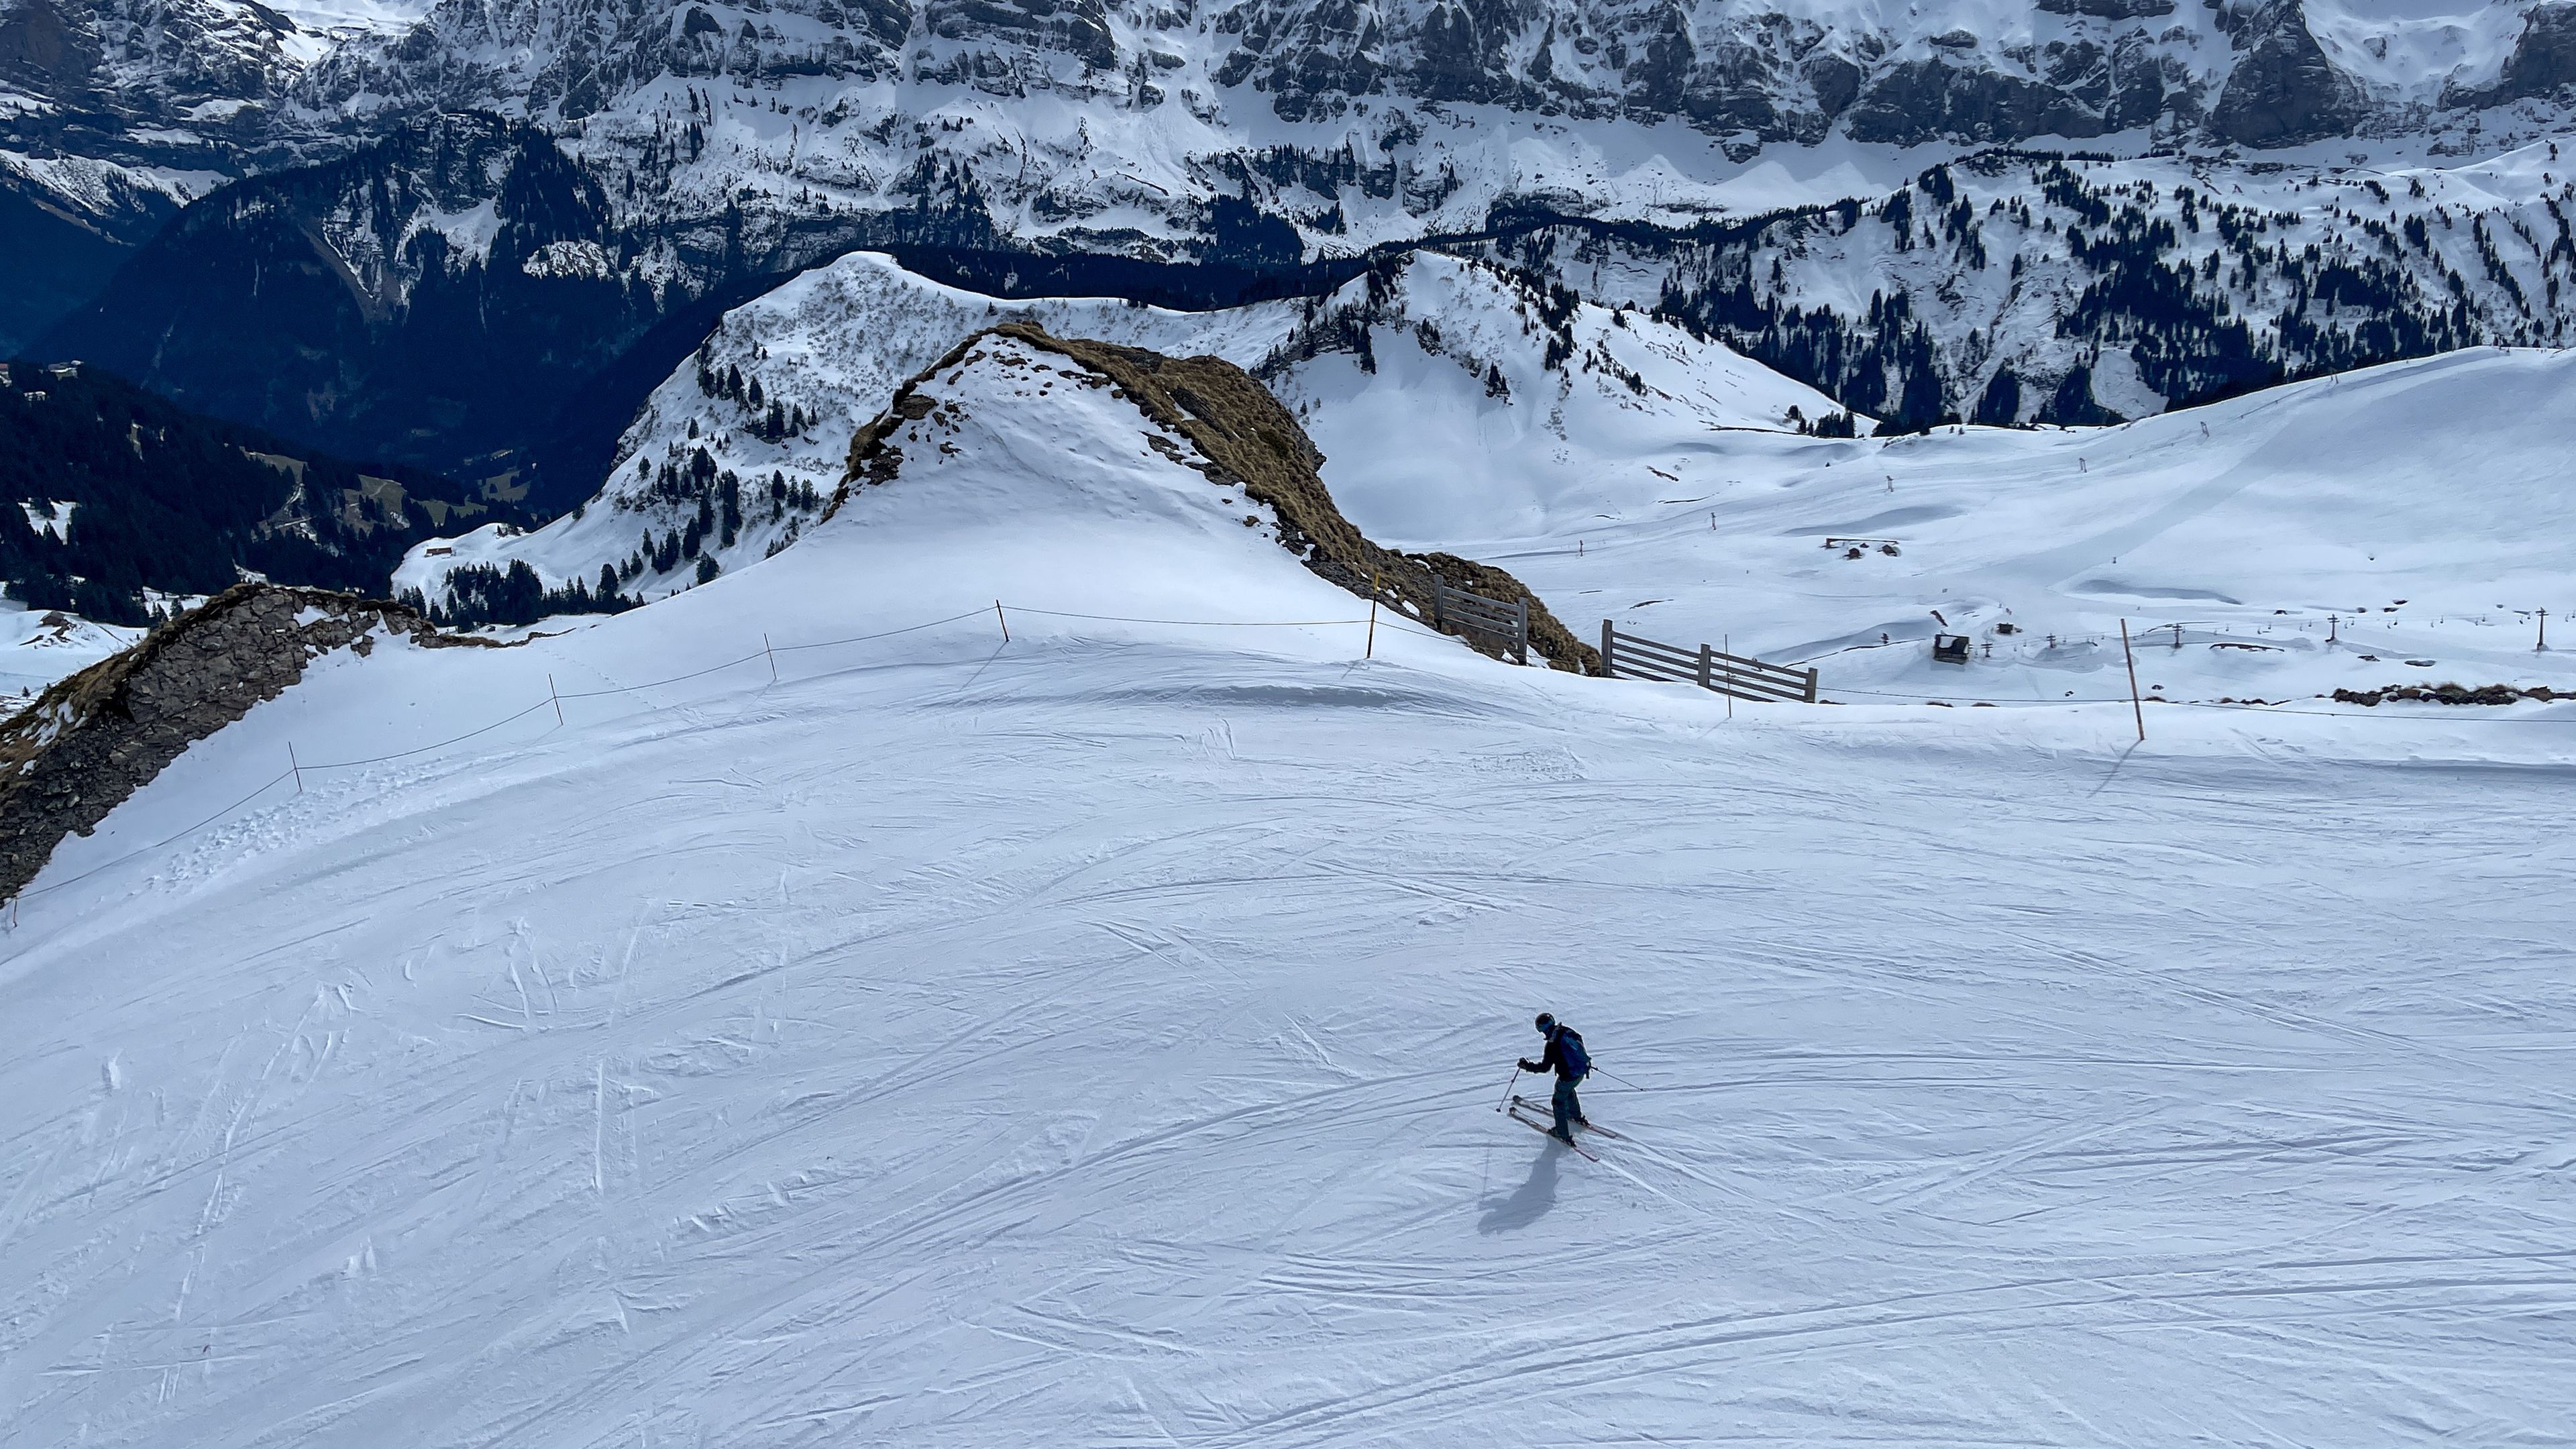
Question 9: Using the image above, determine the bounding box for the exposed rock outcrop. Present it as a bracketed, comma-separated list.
[2330, 683, 2567, 707]
[2208, 0, 2367, 146]
[0, 584, 491, 903]
[2444, 3, 2576, 109]
[839, 322, 1602, 674]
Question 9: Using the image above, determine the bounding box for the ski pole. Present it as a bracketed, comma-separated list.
[1591, 1065, 1646, 1091]
[1497, 1065, 1519, 1112]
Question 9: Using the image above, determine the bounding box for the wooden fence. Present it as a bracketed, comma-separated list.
[1430, 576, 1528, 665]
[1313, 559, 1530, 665]
[1599, 621, 1817, 703]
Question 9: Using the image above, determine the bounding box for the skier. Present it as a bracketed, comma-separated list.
[1518, 1012, 1591, 1145]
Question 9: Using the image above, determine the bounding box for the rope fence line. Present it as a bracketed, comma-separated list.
[11, 767, 297, 913]
[553, 650, 773, 700]
[769, 607, 997, 653]
[1006, 607, 1372, 628]
[17, 593, 2576, 920]
[2, 600, 1411, 918]
[300, 700, 560, 771]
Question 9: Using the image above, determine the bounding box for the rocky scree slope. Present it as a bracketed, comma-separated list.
[0, 582, 488, 903]
[842, 321, 1601, 670]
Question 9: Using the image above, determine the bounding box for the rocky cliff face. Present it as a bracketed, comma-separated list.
[18, 0, 2576, 296]
[286, 0, 2569, 166]
[0, 584, 488, 904]
[33, 113, 665, 493]
[0, 0, 302, 166]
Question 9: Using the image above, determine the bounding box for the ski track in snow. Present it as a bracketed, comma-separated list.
[5, 333, 2576, 1446]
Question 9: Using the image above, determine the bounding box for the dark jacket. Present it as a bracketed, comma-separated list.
[1519, 1026, 1585, 1079]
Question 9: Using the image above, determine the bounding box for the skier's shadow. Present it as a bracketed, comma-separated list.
[1477, 1141, 1563, 1233]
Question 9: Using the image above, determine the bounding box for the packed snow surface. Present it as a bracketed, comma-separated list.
[1339, 344, 2576, 708]
[8, 338, 2576, 1446]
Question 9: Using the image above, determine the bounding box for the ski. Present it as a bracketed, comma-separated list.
[1512, 1095, 1623, 1140]
[1505, 1105, 1599, 1160]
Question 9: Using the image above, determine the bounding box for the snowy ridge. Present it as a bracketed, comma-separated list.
[396, 250, 1845, 605]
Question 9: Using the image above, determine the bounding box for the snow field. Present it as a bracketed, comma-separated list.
[1369, 345, 2576, 710]
[7, 333, 2576, 1445]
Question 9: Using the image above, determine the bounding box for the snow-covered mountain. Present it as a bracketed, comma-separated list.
[1511, 141, 2576, 425]
[393, 250, 1847, 610]
[0, 0, 436, 347]
[6, 257, 2573, 1444]
[24, 0, 2576, 631]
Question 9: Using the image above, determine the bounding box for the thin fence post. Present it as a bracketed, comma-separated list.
[765, 631, 778, 682]
[995, 600, 1010, 643]
[1600, 619, 1615, 677]
[2540, 608, 2551, 651]
[2120, 618, 2145, 742]
[289, 742, 303, 795]
[1365, 570, 1379, 659]
[1724, 636, 1735, 719]
[549, 674, 564, 727]
[1430, 574, 1446, 631]
[1513, 598, 1528, 665]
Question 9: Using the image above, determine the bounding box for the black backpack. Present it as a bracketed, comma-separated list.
[1552, 1026, 1591, 1077]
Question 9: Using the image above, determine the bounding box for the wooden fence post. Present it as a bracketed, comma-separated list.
[2120, 618, 2145, 742]
[1697, 642, 1711, 691]
[1802, 667, 1819, 704]
[1600, 620, 1615, 677]
[1512, 598, 1529, 665]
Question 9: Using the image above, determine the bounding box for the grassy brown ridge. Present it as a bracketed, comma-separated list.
[837, 321, 1601, 674]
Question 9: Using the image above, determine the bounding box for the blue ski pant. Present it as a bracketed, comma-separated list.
[1551, 1072, 1587, 1136]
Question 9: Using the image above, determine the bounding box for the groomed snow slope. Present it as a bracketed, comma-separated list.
[8, 344, 2576, 1446]
[1346, 345, 2576, 709]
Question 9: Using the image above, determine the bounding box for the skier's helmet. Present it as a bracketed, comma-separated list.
[1534, 1012, 1555, 1033]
